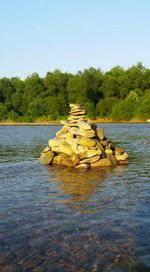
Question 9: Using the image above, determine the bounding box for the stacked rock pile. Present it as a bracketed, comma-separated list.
[40, 104, 129, 169]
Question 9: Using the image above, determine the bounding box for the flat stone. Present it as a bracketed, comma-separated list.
[86, 149, 102, 158]
[96, 128, 104, 140]
[48, 138, 64, 148]
[68, 118, 86, 123]
[57, 132, 73, 139]
[79, 129, 95, 138]
[39, 151, 54, 165]
[70, 103, 82, 109]
[70, 111, 85, 116]
[51, 146, 62, 153]
[78, 145, 88, 154]
[65, 138, 80, 155]
[75, 163, 90, 170]
[91, 158, 113, 167]
[49, 138, 73, 155]
[78, 121, 92, 130]
[79, 137, 96, 148]
[70, 127, 81, 136]
[70, 127, 95, 138]
[79, 155, 100, 164]
[68, 115, 84, 120]
[68, 122, 80, 127]
[61, 154, 79, 167]
[65, 137, 78, 145]
[115, 152, 128, 161]
[59, 142, 73, 155]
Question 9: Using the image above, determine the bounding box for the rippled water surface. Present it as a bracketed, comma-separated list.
[0, 124, 150, 272]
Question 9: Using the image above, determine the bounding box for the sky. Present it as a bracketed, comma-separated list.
[0, 0, 150, 78]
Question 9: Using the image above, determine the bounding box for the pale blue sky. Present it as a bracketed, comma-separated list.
[0, 0, 150, 78]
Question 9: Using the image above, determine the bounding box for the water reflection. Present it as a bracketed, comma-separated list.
[48, 166, 114, 208]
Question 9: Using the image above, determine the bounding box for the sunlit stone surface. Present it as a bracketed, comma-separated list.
[40, 104, 129, 168]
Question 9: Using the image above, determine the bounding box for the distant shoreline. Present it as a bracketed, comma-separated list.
[0, 118, 149, 126]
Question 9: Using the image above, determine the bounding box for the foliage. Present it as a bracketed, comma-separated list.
[0, 63, 150, 121]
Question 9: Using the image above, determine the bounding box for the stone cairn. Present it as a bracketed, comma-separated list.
[40, 104, 128, 169]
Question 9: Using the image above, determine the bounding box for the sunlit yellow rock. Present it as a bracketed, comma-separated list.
[56, 125, 69, 137]
[75, 163, 90, 170]
[57, 132, 73, 139]
[79, 155, 100, 164]
[78, 121, 92, 130]
[79, 137, 96, 148]
[115, 152, 128, 161]
[86, 149, 102, 158]
[96, 127, 104, 140]
[91, 158, 113, 167]
[39, 151, 54, 165]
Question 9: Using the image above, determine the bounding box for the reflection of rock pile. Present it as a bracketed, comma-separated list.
[40, 104, 128, 169]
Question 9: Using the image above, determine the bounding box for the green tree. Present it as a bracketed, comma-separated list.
[0, 103, 7, 121]
[96, 97, 119, 117]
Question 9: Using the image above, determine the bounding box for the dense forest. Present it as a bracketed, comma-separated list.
[0, 62, 150, 122]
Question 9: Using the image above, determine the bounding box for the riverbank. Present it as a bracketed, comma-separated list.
[0, 118, 149, 125]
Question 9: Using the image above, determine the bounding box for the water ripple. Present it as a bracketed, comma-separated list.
[0, 124, 150, 271]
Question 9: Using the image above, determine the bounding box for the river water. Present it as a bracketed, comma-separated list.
[0, 124, 150, 272]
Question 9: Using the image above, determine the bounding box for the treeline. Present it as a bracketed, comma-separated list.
[0, 62, 150, 122]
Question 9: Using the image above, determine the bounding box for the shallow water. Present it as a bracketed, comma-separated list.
[0, 124, 150, 272]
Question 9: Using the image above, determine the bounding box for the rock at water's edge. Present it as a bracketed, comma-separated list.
[39, 151, 54, 165]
